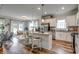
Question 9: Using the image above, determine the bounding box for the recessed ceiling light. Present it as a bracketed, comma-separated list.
[44, 12, 47, 14]
[61, 7, 65, 10]
[37, 7, 41, 10]
[42, 19, 44, 22]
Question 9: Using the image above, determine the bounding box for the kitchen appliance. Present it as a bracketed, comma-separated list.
[40, 23, 50, 32]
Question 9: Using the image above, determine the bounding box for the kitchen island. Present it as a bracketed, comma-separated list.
[30, 32, 52, 50]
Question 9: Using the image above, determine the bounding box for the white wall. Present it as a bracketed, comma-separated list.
[55, 15, 77, 42]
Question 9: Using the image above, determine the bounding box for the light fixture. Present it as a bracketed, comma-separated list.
[42, 19, 44, 22]
[21, 16, 28, 20]
[41, 4, 45, 23]
[37, 7, 41, 10]
[44, 12, 47, 14]
[61, 7, 65, 10]
[21, 16, 27, 18]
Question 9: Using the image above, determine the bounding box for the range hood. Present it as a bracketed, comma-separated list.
[41, 14, 54, 19]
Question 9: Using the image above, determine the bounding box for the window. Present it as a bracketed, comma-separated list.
[13, 28, 17, 34]
[19, 24, 23, 31]
[56, 19, 66, 29]
[12, 23, 18, 34]
[29, 21, 38, 31]
[29, 21, 33, 31]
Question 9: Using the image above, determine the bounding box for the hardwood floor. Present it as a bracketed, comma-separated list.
[24, 40, 73, 54]
[0, 37, 74, 54]
[52, 40, 73, 54]
[3, 37, 32, 54]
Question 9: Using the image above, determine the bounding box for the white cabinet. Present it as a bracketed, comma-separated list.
[66, 15, 76, 26]
[42, 18, 56, 27]
[56, 32, 72, 42]
[31, 32, 52, 50]
[75, 35, 79, 53]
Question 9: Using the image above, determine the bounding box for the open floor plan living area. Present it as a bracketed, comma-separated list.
[0, 4, 79, 54]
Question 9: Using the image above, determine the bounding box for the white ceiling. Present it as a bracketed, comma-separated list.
[0, 4, 78, 20]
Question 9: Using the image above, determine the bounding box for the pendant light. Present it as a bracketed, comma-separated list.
[31, 8, 34, 31]
[41, 4, 45, 23]
[32, 8, 33, 23]
[31, 7, 36, 32]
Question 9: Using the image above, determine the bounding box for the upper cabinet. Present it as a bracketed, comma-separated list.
[42, 18, 56, 27]
[76, 12, 79, 26]
[66, 15, 77, 26]
[41, 15, 77, 27]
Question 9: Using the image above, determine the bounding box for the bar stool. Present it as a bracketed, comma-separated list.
[23, 32, 29, 45]
[25, 33, 33, 49]
[32, 36, 42, 50]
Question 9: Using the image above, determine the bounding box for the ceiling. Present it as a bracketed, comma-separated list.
[0, 4, 78, 20]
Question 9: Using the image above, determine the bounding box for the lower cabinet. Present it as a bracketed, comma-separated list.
[56, 32, 72, 42]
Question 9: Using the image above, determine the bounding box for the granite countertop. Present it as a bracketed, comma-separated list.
[33, 32, 50, 35]
[29, 32, 51, 35]
[55, 29, 79, 33]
